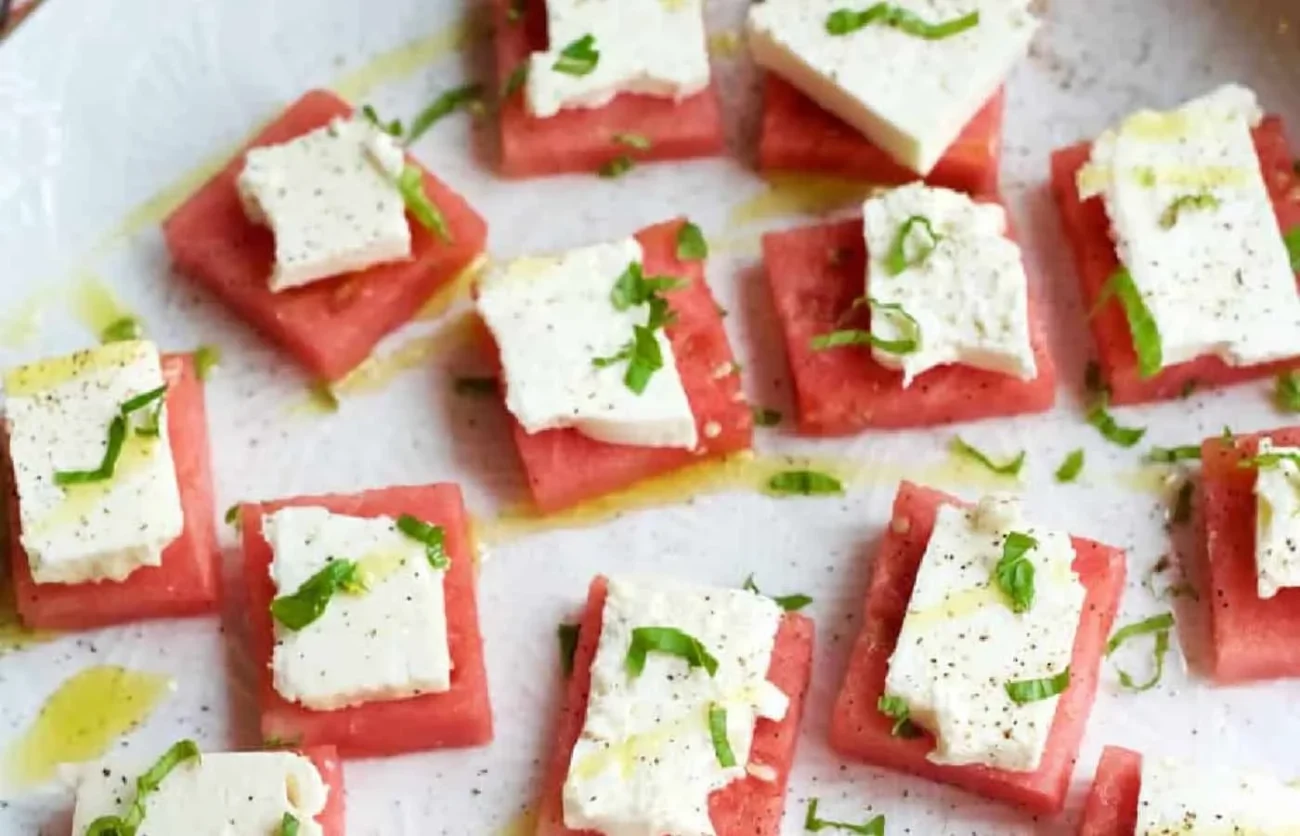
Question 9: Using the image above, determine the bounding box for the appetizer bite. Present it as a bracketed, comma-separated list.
[535, 575, 814, 835]
[1051, 84, 1300, 403]
[236, 483, 492, 756]
[1078, 746, 1300, 836]
[474, 219, 750, 512]
[71, 740, 344, 835]
[3, 341, 219, 630]
[165, 89, 487, 382]
[493, 0, 724, 177]
[830, 482, 1125, 813]
[763, 184, 1055, 434]
[747, 0, 1040, 192]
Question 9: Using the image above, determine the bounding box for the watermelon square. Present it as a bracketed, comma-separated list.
[1198, 425, 1300, 683]
[534, 576, 815, 836]
[828, 481, 1126, 814]
[491, 219, 751, 513]
[758, 76, 1004, 194]
[237, 483, 493, 758]
[492, 0, 725, 177]
[164, 89, 488, 382]
[762, 213, 1056, 434]
[1049, 115, 1300, 405]
[8, 353, 220, 631]
[1078, 746, 1142, 836]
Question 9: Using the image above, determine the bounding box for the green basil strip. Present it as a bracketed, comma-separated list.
[1284, 227, 1300, 271]
[625, 626, 718, 678]
[950, 436, 1025, 477]
[194, 344, 221, 381]
[1276, 371, 1300, 412]
[501, 62, 529, 99]
[804, 798, 887, 834]
[885, 215, 942, 276]
[708, 704, 737, 768]
[1239, 451, 1300, 470]
[1106, 612, 1175, 656]
[270, 560, 367, 631]
[767, 470, 844, 496]
[810, 298, 920, 355]
[554, 34, 599, 76]
[676, 221, 709, 261]
[598, 155, 635, 178]
[360, 104, 403, 137]
[742, 574, 813, 611]
[396, 513, 450, 570]
[826, 3, 979, 40]
[278, 813, 301, 836]
[101, 316, 144, 344]
[1087, 394, 1146, 448]
[1159, 192, 1220, 229]
[397, 165, 452, 243]
[224, 504, 240, 526]
[621, 326, 663, 394]
[557, 622, 580, 677]
[994, 532, 1038, 614]
[406, 83, 485, 145]
[85, 739, 200, 836]
[1107, 613, 1175, 693]
[54, 385, 168, 486]
[876, 694, 921, 739]
[1055, 449, 1085, 483]
[1004, 668, 1070, 704]
[1146, 445, 1201, 464]
[1094, 268, 1162, 378]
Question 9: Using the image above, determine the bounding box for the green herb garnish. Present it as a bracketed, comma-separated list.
[676, 221, 709, 261]
[54, 385, 168, 486]
[1005, 669, 1070, 704]
[1275, 371, 1300, 412]
[885, 215, 941, 276]
[1284, 227, 1300, 271]
[84, 740, 200, 836]
[876, 694, 921, 738]
[595, 263, 680, 394]
[558, 622, 580, 676]
[1239, 451, 1300, 470]
[742, 574, 813, 612]
[598, 155, 635, 178]
[277, 813, 301, 836]
[101, 316, 143, 344]
[454, 376, 498, 396]
[1106, 612, 1175, 693]
[1159, 192, 1220, 229]
[751, 407, 782, 427]
[1171, 481, 1194, 524]
[826, 3, 979, 39]
[224, 504, 240, 526]
[396, 513, 449, 570]
[194, 345, 221, 380]
[804, 798, 886, 835]
[405, 84, 485, 145]
[501, 62, 529, 99]
[613, 132, 652, 151]
[767, 470, 845, 496]
[397, 164, 452, 243]
[554, 34, 599, 76]
[1087, 393, 1146, 448]
[361, 105, 403, 137]
[708, 704, 737, 767]
[993, 532, 1037, 614]
[950, 436, 1025, 477]
[1055, 449, 1085, 483]
[810, 298, 920, 355]
[1095, 268, 1161, 378]
[1146, 445, 1201, 464]
[625, 626, 718, 678]
[270, 559, 367, 631]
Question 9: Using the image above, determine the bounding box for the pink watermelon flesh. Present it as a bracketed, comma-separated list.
[1077, 746, 1142, 836]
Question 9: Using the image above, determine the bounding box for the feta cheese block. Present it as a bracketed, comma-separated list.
[1135, 756, 1300, 835]
[562, 576, 789, 836]
[883, 495, 1086, 772]
[525, 0, 710, 119]
[1253, 438, 1300, 599]
[748, 0, 1039, 174]
[71, 749, 328, 836]
[238, 115, 412, 292]
[475, 238, 698, 450]
[2, 340, 184, 585]
[863, 184, 1036, 385]
[1077, 84, 1300, 369]
[265, 506, 452, 710]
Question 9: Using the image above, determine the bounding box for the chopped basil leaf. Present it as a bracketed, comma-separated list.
[767, 469, 845, 496]
[278, 813, 301, 836]
[742, 574, 813, 611]
[1159, 192, 1220, 229]
[876, 694, 922, 738]
[554, 34, 599, 76]
[621, 326, 664, 394]
[1171, 481, 1194, 524]
[1004, 668, 1070, 704]
[1095, 268, 1161, 378]
[501, 62, 529, 99]
[885, 215, 941, 276]
[101, 316, 143, 344]
[1239, 451, 1300, 470]
[1055, 449, 1085, 483]
[810, 298, 920, 355]
[950, 436, 1024, 477]
[194, 344, 221, 380]
[676, 221, 709, 261]
[454, 376, 498, 396]
[270, 559, 367, 631]
[361, 105, 403, 137]
[804, 798, 886, 835]
[86, 739, 200, 836]
[1106, 612, 1175, 693]
[1106, 612, 1175, 655]
[1275, 371, 1300, 412]
[397, 164, 452, 243]
[993, 531, 1037, 614]
[708, 704, 737, 767]
[224, 504, 240, 526]
[557, 622, 580, 676]
[598, 155, 635, 178]
[597, 263, 679, 393]
[752, 407, 782, 427]
[1145, 445, 1201, 464]
[1284, 227, 1300, 271]
[613, 132, 652, 151]
[1087, 394, 1146, 448]
[825, 3, 978, 40]
[609, 262, 681, 310]
[396, 513, 450, 570]
[54, 385, 168, 485]
[406, 83, 485, 145]
[625, 626, 718, 678]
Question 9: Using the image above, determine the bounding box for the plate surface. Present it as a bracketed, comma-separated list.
[0, 0, 1298, 833]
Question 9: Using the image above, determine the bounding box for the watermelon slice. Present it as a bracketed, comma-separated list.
[303, 746, 347, 836]
[534, 576, 815, 836]
[828, 481, 1126, 813]
[164, 89, 488, 382]
[759, 76, 1004, 194]
[1077, 746, 1142, 836]
[491, 219, 751, 512]
[493, 0, 725, 177]
[1198, 426, 1300, 683]
[762, 214, 1056, 434]
[8, 354, 220, 631]
[238, 483, 493, 757]
[1050, 115, 1300, 405]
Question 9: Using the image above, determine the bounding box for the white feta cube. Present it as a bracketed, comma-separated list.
[71, 749, 328, 836]
[1136, 756, 1300, 835]
[863, 184, 1036, 385]
[238, 116, 412, 292]
[884, 495, 1085, 772]
[525, 0, 710, 119]
[475, 238, 698, 450]
[265, 506, 452, 711]
[747, 0, 1038, 174]
[1077, 85, 1300, 369]
[563, 576, 788, 836]
[1253, 438, 1300, 599]
[2, 341, 185, 585]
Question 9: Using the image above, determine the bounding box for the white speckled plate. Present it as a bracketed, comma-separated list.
[1, 0, 1299, 833]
